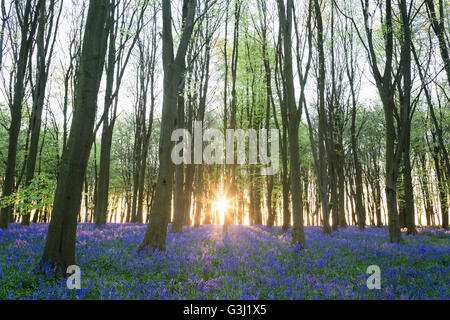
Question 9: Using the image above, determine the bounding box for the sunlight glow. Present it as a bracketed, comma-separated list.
[216, 196, 229, 225]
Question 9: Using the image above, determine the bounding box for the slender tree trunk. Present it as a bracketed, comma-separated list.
[23, 1, 53, 226]
[95, 124, 113, 226]
[94, 3, 116, 226]
[194, 166, 203, 227]
[171, 90, 186, 232]
[278, 0, 305, 246]
[384, 96, 402, 242]
[419, 154, 433, 226]
[346, 26, 365, 229]
[360, 0, 401, 242]
[223, 1, 241, 234]
[281, 121, 290, 232]
[313, 0, 330, 234]
[430, 134, 449, 229]
[138, 0, 196, 253]
[399, 0, 416, 235]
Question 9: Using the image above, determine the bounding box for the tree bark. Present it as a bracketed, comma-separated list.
[23, 0, 60, 225]
[39, 0, 109, 273]
[138, 0, 196, 253]
[278, 0, 305, 246]
[313, 0, 330, 234]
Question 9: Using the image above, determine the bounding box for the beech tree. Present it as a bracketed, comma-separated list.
[138, 0, 196, 252]
[95, 0, 149, 226]
[22, 0, 62, 226]
[277, 0, 306, 246]
[39, 0, 109, 273]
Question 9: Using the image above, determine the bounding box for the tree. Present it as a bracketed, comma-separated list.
[223, 0, 242, 233]
[398, 0, 416, 235]
[138, 0, 196, 253]
[257, 0, 275, 228]
[0, 0, 42, 229]
[95, 0, 149, 226]
[313, 0, 331, 234]
[277, 0, 306, 246]
[343, 1, 365, 229]
[412, 40, 449, 229]
[22, 0, 62, 226]
[39, 0, 109, 273]
[172, 0, 220, 232]
[336, 0, 405, 242]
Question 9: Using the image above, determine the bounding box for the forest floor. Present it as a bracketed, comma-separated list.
[0, 223, 448, 299]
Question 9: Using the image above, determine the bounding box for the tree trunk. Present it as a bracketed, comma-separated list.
[171, 91, 186, 233]
[278, 0, 305, 246]
[95, 124, 113, 226]
[138, 0, 196, 253]
[384, 96, 402, 242]
[23, 1, 54, 226]
[39, 0, 109, 274]
[313, 0, 330, 234]
[399, 0, 416, 235]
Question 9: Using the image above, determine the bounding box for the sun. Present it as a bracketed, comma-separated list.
[216, 196, 229, 225]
